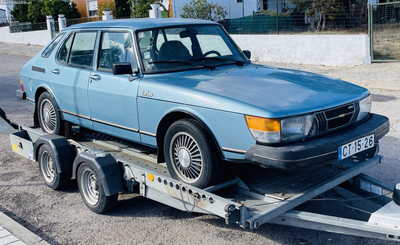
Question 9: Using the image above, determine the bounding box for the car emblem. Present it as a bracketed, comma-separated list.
[338, 113, 346, 118]
[141, 90, 153, 97]
[348, 105, 354, 110]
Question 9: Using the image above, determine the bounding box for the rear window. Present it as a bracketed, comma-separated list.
[42, 33, 65, 58]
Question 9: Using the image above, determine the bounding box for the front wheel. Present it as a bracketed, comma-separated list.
[164, 119, 224, 189]
[77, 162, 118, 213]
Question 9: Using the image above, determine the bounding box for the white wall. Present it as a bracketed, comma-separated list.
[232, 34, 371, 67]
[0, 26, 51, 46]
[171, 0, 258, 19]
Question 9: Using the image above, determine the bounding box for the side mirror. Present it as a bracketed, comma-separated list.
[113, 62, 139, 75]
[243, 50, 251, 59]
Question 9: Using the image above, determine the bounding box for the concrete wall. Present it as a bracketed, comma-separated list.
[232, 34, 371, 67]
[0, 26, 51, 46]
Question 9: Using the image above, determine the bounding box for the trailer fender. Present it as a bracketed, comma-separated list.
[34, 134, 73, 174]
[72, 152, 124, 196]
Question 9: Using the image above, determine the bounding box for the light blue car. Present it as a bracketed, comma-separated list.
[18, 18, 389, 188]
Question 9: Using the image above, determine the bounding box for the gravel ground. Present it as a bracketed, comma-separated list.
[0, 43, 399, 245]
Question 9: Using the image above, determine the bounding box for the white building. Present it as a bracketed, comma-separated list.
[0, 3, 13, 24]
[169, 0, 291, 19]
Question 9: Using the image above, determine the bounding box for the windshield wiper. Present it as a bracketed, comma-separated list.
[149, 60, 216, 70]
[190, 57, 245, 66]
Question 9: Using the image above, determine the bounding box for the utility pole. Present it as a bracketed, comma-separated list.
[242, 0, 244, 17]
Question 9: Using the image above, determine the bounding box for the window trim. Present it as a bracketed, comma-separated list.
[42, 33, 65, 58]
[96, 30, 135, 73]
[56, 30, 98, 70]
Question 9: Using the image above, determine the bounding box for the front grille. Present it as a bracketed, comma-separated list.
[316, 103, 356, 134]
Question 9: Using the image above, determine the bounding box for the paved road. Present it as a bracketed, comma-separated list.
[0, 52, 399, 245]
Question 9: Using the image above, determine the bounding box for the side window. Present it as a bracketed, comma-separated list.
[42, 33, 65, 58]
[57, 33, 74, 64]
[69, 32, 97, 68]
[98, 32, 136, 71]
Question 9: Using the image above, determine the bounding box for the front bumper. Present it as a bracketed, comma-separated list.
[245, 114, 390, 170]
[16, 89, 26, 100]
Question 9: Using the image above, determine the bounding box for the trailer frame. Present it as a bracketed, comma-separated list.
[1, 113, 400, 242]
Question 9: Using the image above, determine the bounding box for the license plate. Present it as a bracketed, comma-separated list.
[338, 134, 374, 161]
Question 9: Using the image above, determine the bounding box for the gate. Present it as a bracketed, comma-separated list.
[369, 2, 400, 62]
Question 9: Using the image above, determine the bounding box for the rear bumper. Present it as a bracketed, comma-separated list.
[16, 89, 26, 100]
[245, 114, 390, 170]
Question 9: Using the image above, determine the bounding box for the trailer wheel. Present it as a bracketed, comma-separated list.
[37, 92, 63, 135]
[164, 118, 223, 189]
[77, 162, 118, 213]
[38, 144, 70, 190]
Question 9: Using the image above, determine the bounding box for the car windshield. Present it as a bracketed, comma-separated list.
[136, 24, 249, 73]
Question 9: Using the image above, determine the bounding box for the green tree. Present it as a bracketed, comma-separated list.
[12, 0, 80, 23]
[10, 3, 30, 22]
[288, 0, 346, 31]
[180, 0, 227, 21]
[127, 0, 152, 18]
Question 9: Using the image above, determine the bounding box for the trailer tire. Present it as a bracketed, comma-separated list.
[164, 118, 223, 189]
[38, 144, 71, 190]
[77, 162, 118, 214]
[37, 92, 63, 135]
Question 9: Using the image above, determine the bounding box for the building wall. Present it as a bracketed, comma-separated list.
[231, 34, 371, 67]
[72, 0, 112, 18]
[0, 26, 51, 46]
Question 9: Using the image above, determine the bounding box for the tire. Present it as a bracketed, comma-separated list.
[38, 144, 71, 190]
[164, 118, 224, 189]
[77, 162, 118, 214]
[37, 92, 63, 135]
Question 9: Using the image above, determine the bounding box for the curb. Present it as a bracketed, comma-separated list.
[0, 212, 50, 245]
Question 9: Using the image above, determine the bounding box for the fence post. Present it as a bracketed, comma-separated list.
[58, 14, 67, 31]
[46, 15, 55, 39]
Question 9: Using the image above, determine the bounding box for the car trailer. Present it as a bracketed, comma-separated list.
[1, 109, 400, 242]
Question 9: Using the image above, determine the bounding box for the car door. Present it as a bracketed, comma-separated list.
[87, 30, 141, 142]
[50, 31, 98, 129]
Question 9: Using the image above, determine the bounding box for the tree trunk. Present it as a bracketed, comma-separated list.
[322, 13, 326, 31]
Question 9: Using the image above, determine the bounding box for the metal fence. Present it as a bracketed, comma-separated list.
[9, 22, 47, 33]
[220, 0, 368, 35]
[66, 17, 101, 27]
[369, 1, 400, 61]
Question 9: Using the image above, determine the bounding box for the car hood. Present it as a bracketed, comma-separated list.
[141, 64, 369, 118]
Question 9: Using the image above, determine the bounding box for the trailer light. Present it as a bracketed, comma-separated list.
[148, 173, 154, 182]
[245, 115, 281, 143]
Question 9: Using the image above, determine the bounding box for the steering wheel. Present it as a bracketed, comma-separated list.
[203, 50, 221, 57]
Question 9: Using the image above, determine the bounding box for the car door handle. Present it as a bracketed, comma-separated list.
[89, 74, 101, 82]
[51, 69, 60, 74]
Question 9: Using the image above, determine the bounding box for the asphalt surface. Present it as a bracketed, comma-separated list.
[0, 45, 400, 245]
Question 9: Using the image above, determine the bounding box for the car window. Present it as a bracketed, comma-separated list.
[197, 27, 232, 57]
[57, 33, 74, 64]
[137, 25, 247, 73]
[98, 32, 136, 71]
[42, 33, 65, 58]
[68, 32, 97, 68]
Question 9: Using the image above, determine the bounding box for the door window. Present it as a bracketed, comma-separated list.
[69, 32, 97, 68]
[98, 32, 137, 71]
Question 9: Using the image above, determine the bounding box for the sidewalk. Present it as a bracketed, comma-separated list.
[0, 211, 49, 245]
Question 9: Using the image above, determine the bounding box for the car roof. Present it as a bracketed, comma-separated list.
[64, 18, 219, 31]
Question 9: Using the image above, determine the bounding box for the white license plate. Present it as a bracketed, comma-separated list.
[338, 134, 375, 161]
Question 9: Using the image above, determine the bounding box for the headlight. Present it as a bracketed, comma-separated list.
[357, 95, 371, 121]
[281, 115, 317, 142]
[246, 114, 317, 144]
